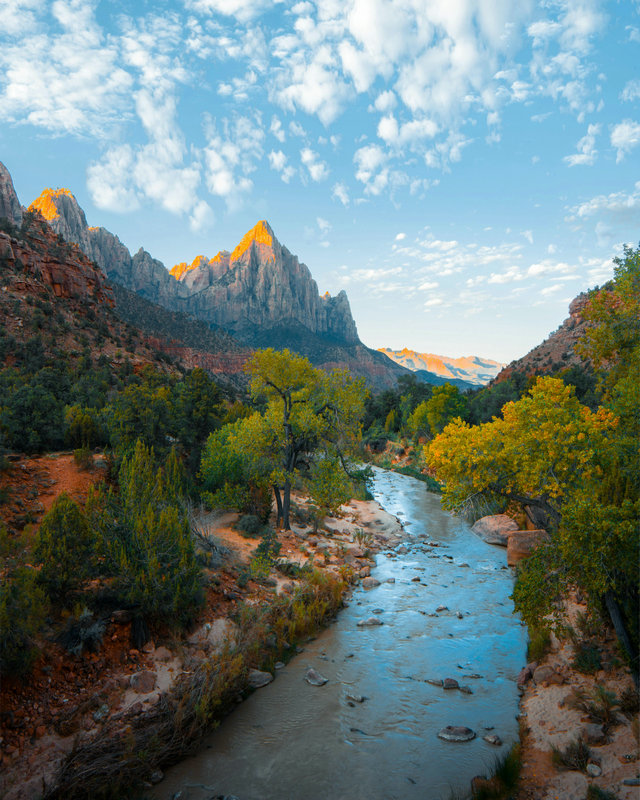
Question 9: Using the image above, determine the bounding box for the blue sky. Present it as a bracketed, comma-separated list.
[1, 0, 639, 362]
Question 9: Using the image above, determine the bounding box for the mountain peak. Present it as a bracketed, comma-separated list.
[230, 219, 276, 262]
[30, 187, 81, 222]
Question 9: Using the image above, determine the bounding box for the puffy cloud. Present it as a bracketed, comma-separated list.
[301, 147, 329, 181]
[564, 123, 600, 166]
[620, 79, 640, 102]
[203, 114, 265, 207]
[87, 145, 140, 212]
[184, 0, 278, 22]
[610, 120, 640, 162]
[567, 182, 640, 223]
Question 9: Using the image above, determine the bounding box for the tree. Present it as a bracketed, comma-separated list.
[0, 526, 47, 676]
[424, 383, 467, 435]
[426, 376, 616, 528]
[406, 400, 430, 438]
[33, 493, 98, 601]
[243, 349, 366, 529]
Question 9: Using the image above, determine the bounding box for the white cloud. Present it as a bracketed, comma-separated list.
[316, 216, 331, 233]
[568, 182, 640, 224]
[610, 120, 640, 162]
[270, 115, 285, 142]
[203, 114, 265, 207]
[87, 145, 140, 212]
[301, 147, 329, 181]
[184, 0, 277, 23]
[373, 90, 397, 113]
[564, 123, 600, 166]
[620, 79, 640, 103]
[332, 182, 350, 206]
[395, 232, 406, 241]
[189, 200, 215, 232]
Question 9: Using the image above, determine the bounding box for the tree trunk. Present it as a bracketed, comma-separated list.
[282, 477, 291, 531]
[273, 485, 283, 529]
[604, 590, 638, 686]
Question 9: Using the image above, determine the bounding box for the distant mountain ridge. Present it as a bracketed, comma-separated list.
[379, 347, 504, 386]
[20, 172, 406, 388]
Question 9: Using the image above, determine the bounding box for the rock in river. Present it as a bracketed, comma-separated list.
[305, 668, 328, 686]
[438, 726, 476, 742]
[362, 577, 381, 589]
[443, 678, 459, 690]
[248, 669, 273, 688]
[483, 734, 502, 746]
[357, 617, 383, 627]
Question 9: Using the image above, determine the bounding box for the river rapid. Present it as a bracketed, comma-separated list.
[154, 469, 527, 800]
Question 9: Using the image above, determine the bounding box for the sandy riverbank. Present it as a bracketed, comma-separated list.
[516, 598, 638, 800]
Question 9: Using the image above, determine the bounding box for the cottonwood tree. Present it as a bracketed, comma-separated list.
[201, 349, 365, 530]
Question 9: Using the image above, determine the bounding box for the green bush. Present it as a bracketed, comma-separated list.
[236, 514, 264, 538]
[33, 493, 97, 601]
[0, 527, 47, 676]
[527, 625, 552, 662]
[572, 642, 602, 674]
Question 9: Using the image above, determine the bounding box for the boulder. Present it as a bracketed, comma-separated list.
[507, 530, 551, 566]
[362, 577, 381, 589]
[357, 617, 383, 627]
[471, 515, 518, 546]
[437, 726, 476, 742]
[305, 668, 328, 686]
[247, 669, 273, 689]
[130, 671, 157, 694]
[532, 665, 558, 685]
[483, 734, 502, 746]
[443, 678, 459, 690]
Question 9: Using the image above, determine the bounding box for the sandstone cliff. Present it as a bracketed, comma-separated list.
[170, 220, 359, 345]
[0, 162, 24, 227]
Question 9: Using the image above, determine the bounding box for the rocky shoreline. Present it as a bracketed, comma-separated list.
[0, 492, 404, 800]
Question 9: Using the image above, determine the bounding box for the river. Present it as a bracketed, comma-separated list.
[154, 469, 527, 800]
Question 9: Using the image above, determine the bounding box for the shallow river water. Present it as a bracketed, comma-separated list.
[154, 469, 527, 800]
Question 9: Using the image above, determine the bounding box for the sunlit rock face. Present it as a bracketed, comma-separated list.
[0, 162, 24, 227]
[29, 188, 182, 306]
[170, 220, 360, 344]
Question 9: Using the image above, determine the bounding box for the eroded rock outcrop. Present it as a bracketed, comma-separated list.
[0, 162, 24, 227]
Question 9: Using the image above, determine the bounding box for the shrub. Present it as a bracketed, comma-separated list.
[551, 737, 591, 772]
[527, 625, 551, 662]
[236, 514, 263, 538]
[33, 493, 97, 601]
[619, 686, 639, 718]
[57, 608, 106, 656]
[587, 788, 618, 800]
[572, 642, 602, 674]
[73, 446, 93, 471]
[0, 527, 47, 676]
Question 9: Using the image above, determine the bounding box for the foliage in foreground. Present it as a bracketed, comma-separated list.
[42, 569, 346, 800]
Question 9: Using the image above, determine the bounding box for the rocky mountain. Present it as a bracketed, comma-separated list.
[26, 178, 405, 388]
[0, 162, 24, 227]
[491, 294, 591, 384]
[379, 347, 504, 386]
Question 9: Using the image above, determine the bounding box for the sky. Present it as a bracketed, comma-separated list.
[1, 0, 639, 363]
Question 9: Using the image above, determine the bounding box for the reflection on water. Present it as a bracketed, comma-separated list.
[154, 469, 527, 800]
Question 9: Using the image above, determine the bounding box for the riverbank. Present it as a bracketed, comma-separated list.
[0, 476, 404, 800]
[515, 596, 639, 800]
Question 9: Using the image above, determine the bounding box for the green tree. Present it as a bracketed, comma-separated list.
[244, 349, 366, 529]
[406, 400, 430, 438]
[33, 493, 97, 601]
[424, 383, 467, 435]
[308, 454, 352, 519]
[0, 527, 47, 676]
